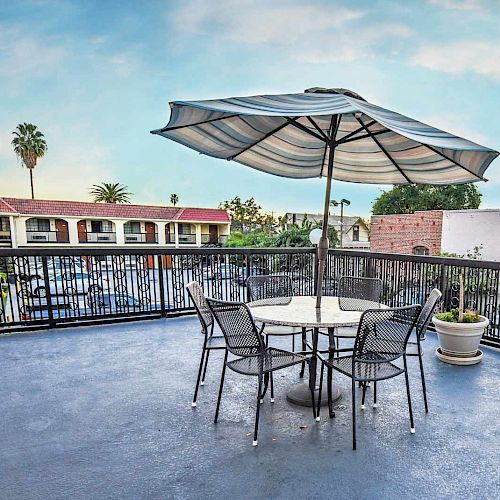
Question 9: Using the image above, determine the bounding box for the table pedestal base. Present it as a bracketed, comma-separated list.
[286, 382, 342, 408]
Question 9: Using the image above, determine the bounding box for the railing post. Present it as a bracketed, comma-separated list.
[41, 256, 55, 329]
[157, 255, 167, 318]
[439, 263, 447, 311]
[245, 251, 251, 302]
[313, 248, 319, 295]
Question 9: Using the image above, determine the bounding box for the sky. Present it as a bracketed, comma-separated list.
[1, 0, 500, 218]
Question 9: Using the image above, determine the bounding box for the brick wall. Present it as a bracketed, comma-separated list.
[370, 210, 443, 255]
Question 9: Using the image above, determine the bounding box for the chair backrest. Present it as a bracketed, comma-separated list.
[354, 305, 421, 362]
[186, 281, 213, 335]
[416, 288, 442, 339]
[246, 275, 294, 301]
[207, 298, 264, 357]
[338, 276, 383, 311]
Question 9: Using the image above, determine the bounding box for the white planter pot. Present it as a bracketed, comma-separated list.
[432, 315, 489, 357]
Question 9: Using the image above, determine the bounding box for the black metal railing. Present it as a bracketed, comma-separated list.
[0, 246, 499, 348]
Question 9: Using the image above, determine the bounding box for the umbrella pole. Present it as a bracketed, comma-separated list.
[315, 142, 336, 309]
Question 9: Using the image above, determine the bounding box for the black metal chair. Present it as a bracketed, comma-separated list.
[186, 281, 226, 408]
[406, 288, 442, 412]
[334, 276, 383, 339]
[207, 297, 307, 446]
[246, 275, 305, 374]
[317, 304, 421, 449]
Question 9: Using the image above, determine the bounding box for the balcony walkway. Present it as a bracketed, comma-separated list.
[0, 316, 499, 499]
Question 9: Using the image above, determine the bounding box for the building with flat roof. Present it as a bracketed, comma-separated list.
[0, 197, 230, 249]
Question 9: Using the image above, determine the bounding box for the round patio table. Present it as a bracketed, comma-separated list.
[248, 296, 372, 409]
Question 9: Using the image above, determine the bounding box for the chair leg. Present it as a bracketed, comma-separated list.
[261, 372, 269, 402]
[192, 342, 207, 407]
[299, 328, 306, 378]
[352, 378, 357, 450]
[270, 372, 274, 403]
[327, 366, 335, 418]
[200, 348, 211, 386]
[403, 355, 415, 434]
[417, 347, 429, 413]
[316, 362, 324, 421]
[361, 382, 367, 410]
[253, 372, 264, 446]
[214, 350, 228, 424]
[292, 333, 295, 352]
[373, 381, 378, 408]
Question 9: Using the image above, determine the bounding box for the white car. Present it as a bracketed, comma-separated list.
[28, 271, 109, 298]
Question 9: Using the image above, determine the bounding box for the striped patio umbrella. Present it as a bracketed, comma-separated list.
[151, 88, 499, 307]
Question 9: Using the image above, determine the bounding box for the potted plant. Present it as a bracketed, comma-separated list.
[433, 274, 488, 365]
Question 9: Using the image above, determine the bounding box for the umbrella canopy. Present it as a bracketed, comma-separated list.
[151, 88, 498, 185]
[151, 88, 499, 307]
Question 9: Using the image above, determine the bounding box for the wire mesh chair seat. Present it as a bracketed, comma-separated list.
[227, 348, 306, 376]
[324, 355, 405, 381]
[186, 281, 226, 408]
[207, 297, 312, 446]
[317, 304, 421, 450]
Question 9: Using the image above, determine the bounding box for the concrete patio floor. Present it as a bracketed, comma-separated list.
[0, 316, 499, 500]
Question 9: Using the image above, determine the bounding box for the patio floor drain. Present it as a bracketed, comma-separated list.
[333, 404, 346, 411]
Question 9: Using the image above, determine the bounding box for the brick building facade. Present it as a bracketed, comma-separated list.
[370, 211, 443, 255]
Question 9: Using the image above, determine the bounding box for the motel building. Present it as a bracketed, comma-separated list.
[0, 197, 230, 250]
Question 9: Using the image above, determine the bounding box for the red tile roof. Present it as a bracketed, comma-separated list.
[0, 197, 230, 223]
[174, 208, 230, 223]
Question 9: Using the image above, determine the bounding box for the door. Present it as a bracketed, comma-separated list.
[77, 220, 87, 243]
[145, 222, 156, 243]
[165, 224, 171, 244]
[209, 225, 218, 244]
[55, 219, 69, 242]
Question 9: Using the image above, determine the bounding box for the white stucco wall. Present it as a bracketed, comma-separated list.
[441, 210, 500, 261]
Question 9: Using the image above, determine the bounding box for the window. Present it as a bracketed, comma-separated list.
[352, 225, 359, 242]
[178, 223, 193, 235]
[413, 246, 429, 256]
[91, 220, 113, 233]
[124, 222, 141, 234]
[26, 218, 50, 232]
[0, 217, 10, 232]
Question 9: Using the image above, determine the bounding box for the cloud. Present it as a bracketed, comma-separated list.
[175, 0, 363, 43]
[0, 25, 66, 80]
[172, 0, 412, 63]
[426, 0, 485, 10]
[411, 41, 500, 80]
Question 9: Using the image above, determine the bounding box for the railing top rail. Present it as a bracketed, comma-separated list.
[1, 246, 499, 270]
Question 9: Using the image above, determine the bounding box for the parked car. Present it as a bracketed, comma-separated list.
[30, 272, 109, 298]
[202, 264, 239, 281]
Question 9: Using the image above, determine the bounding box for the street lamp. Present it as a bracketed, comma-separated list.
[330, 198, 351, 248]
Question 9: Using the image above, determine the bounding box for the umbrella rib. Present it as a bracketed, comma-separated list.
[354, 116, 413, 184]
[421, 144, 485, 181]
[227, 118, 294, 160]
[285, 118, 328, 143]
[151, 113, 241, 133]
[306, 117, 330, 142]
[339, 129, 390, 145]
[335, 119, 377, 144]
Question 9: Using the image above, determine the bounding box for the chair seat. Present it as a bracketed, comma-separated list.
[325, 354, 404, 381]
[227, 348, 306, 375]
[206, 335, 226, 349]
[259, 323, 302, 336]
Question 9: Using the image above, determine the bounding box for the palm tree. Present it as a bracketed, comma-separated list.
[12, 123, 47, 199]
[170, 193, 179, 206]
[90, 183, 132, 203]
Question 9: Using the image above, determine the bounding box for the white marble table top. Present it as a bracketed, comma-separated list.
[248, 296, 382, 328]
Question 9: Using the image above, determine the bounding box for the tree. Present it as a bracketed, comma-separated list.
[371, 184, 482, 215]
[12, 123, 47, 199]
[170, 193, 179, 206]
[219, 196, 276, 232]
[90, 183, 132, 203]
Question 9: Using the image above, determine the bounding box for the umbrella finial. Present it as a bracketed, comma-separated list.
[304, 87, 367, 101]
